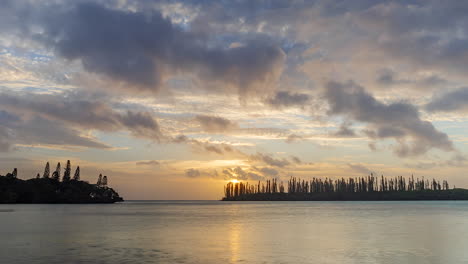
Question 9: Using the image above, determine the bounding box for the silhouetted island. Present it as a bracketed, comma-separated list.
[0, 161, 123, 203]
[222, 176, 468, 201]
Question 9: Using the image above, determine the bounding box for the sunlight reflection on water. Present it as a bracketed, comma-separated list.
[1, 201, 468, 263]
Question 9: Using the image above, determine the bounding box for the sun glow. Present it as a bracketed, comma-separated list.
[230, 179, 239, 183]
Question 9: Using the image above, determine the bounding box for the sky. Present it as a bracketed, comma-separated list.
[1, 0, 468, 199]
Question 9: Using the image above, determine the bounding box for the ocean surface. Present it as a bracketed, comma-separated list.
[1, 201, 468, 264]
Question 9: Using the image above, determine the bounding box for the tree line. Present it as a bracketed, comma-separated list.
[224, 175, 451, 199]
[4, 160, 109, 187]
[1, 161, 122, 203]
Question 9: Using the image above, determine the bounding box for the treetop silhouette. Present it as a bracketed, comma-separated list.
[223, 175, 464, 201]
[0, 160, 122, 203]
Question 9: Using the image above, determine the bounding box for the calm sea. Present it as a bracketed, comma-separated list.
[1, 201, 468, 263]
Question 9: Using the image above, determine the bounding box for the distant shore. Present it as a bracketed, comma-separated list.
[222, 189, 468, 201]
[0, 176, 123, 204]
[1, 161, 123, 204]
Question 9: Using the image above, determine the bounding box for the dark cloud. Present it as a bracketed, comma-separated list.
[376, 68, 397, 85]
[0, 110, 111, 150]
[195, 115, 238, 133]
[251, 153, 290, 167]
[204, 145, 223, 155]
[425, 87, 468, 112]
[290, 156, 302, 164]
[247, 172, 264, 181]
[136, 160, 160, 166]
[368, 142, 377, 151]
[31, 2, 285, 95]
[119, 111, 161, 139]
[376, 68, 447, 88]
[325, 81, 453, 156]
[171, 134, 245, 156]
[185, 168, 201, 178]
[0, 92, 162, 141]
[266, 91, 309, 108]
[146, 1, 468, 87]
[180, 0, 468, 87]
[333, 122, 357, 137]
[16, 117, 111, 149]
[357, 1, 468, 75]
[259, 167, 279, 177]
[172, 135, 189, 143]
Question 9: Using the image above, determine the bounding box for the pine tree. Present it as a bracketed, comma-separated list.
[36, 173, 40, 179]
[43, 162, 50, 178]
[62, 160, 71, 182]
[52, 162, 61, 181]
[73, 166, 80, 181]
[12, 168, 17, 178]
[97, 174, 102, 186]
[102, 176, 108, 187]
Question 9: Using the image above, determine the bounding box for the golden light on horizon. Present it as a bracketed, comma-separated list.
[230, 179, 239, 183]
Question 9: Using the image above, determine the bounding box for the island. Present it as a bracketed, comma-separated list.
[222, 176, 468, 201]
[0, 161, 123, 203]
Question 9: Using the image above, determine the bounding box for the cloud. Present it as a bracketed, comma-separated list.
[0, 126, 12, 152]
[251, 153, 290, 167]
[0, 91, 162, 141]
[348, 163, 372, 175]
[119, 111, 161, 139]
[332, 122, 357, 137]
[171, 134, 248, 157]
[404, 154, 467, 170]
[185, 168, 201, 178]
[285, 134, 303, 143]
[259, 167, 279, 177]
[136, 160, 160, 166]
[222, 166, 264, 181]
[246, 172, 264, 181]
[367, 3, 468, 88]
[325, 81, 453, 157]
[376, 68, 447, 88]
[290, 156, 302, 164]
[425, 87, 468, 112]
[0, 110, 111, 150]
[204, 145, 223, 154]
[195, 115, 238, 133]
[266, 91, 309, 108]
[172, 135, 225, 154]
[0, 110, 18, 151]
[29, 2, 285, 95]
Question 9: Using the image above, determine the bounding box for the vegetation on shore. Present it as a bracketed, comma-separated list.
[0, 161, 123, 203]
[222, 175, 468, 201]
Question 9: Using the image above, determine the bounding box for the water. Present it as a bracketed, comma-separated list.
[1, 201, 468, 264]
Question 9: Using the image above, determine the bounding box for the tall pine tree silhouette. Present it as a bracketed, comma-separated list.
[97, 174, 103, 186]
[62, 160, 71, 182]
[73, 166, 80, 181]
[102, 176, 108, 187]
[52, 162, 61, 181]
[43, 162, 50, 178]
